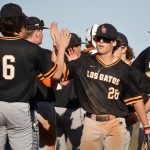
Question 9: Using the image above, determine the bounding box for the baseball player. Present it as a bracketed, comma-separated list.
[0, 3, 70, 150]
[113, 32, 135, 65]
[132, 46, 150, 150]
[26, 16, 56, 150]
[113, 32, 136, 149]
[54, 33, 85, 150]
[60, 23, 150, 150]
[115, 32, 150, 150]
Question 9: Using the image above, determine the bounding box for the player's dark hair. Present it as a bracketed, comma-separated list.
[126, 46, 135, 60]
[0, 16, 26, 36]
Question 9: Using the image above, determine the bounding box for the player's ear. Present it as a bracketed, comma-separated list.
[122, 46, 127, 54]
[112, 40, 117, 47]
[32, 30, 37, 38]
[36, 31, 39, 38]
[34, 30, 39, 39]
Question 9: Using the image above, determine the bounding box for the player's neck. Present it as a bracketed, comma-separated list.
[97, 54, 118, 65]
[125, 59, 132, 65]
[19, 27, 27, 39]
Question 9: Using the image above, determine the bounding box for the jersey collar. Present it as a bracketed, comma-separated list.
[96, 55, 121, 68]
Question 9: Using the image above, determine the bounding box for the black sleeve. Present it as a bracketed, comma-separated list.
[122, 68, 143, 105]
[35, 47, 57, 78]
[65, 58, 81, 80]
[132, 69, 150, 103]
[132, 47, 150, 72]
[133, 70, 150, 93]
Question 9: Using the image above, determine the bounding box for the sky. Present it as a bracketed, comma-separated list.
[1, 0, 150, 57]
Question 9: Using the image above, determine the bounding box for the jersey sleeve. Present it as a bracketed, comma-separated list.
[63, 58, 81, 81]
[35, 47, 57, 80]
[132, 69, 150, 103]
[122, 68, 144, 105]
[132, 47, 150, 72]
[131, 47, 150, 103]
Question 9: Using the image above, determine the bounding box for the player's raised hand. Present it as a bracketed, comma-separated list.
[57, 28, 71, 51]
[50, 22, 59, 46]
[65, 48, 79, 61]
[50, 23, 71, 52]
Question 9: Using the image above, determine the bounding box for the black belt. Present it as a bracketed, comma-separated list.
[86, 113, 117, 122]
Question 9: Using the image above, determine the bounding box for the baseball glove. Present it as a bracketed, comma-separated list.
[142, 127, 150, 150]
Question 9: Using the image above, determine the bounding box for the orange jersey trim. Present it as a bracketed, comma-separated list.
[42, 64, 57, 78]
[124, 95, 143, 105]
[62, 63, 70, 81]
[126, 100, 143, 105]
[39, 64, 57, 87]
[39, 64, 57, 81]
[0, 36, 21, 40]
[96, 55, 121, 68]
[42, 77, 54, 88]
[124, 95, 143, 103]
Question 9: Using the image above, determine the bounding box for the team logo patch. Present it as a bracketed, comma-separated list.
[101, 26, 107, 34]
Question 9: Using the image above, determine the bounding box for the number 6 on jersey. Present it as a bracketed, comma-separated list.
[3, 55, 15, 80]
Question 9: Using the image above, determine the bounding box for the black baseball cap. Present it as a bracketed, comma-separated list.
[95, 23, 118, 40]
[67, 33, 85, 48]
[117, 32, 128, 46]
[0, 3, 25, 18]
[26, 17, 48, 30]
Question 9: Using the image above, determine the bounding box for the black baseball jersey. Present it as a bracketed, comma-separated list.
[132, 46, 150, 73]
[53, 47, 97, 109]
[54, 80, 80, 109]
[35, 81, 55, 102]
[132, 46, 150, 101]
[0, 36, 57, 103]
[131, 69, 150, 94]
[31, 50, 55, 103]
[29, 79, 56, 110]
[54, 55, 80, 109]
[64, 54, 144, 117]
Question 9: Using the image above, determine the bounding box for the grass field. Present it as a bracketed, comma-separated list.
[130, 122, 139, 150]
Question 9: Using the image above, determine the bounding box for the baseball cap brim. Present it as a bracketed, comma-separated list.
[95, 34, 116, 40]
[26, 17, 49, 30]
[42, 27, 49, 29]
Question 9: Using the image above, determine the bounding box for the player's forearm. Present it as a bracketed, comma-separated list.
[51, 28, 71, 80]
[51, 46, 57, 62]
[52, 48, 65, 80]
[145, 99, 150, 113]
[134, 101, 149, 127]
